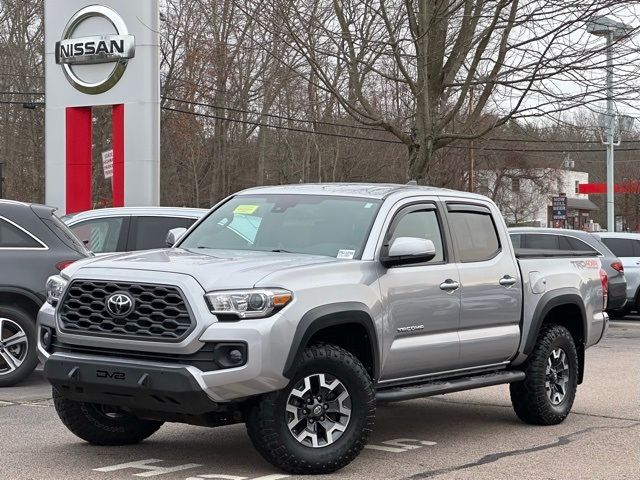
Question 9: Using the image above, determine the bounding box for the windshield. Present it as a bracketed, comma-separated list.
[179, 194, 382, 259]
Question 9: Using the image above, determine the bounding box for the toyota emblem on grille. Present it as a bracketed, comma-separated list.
[106, 292, 135, 317]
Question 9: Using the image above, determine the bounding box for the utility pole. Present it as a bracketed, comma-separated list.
[468, 87, 475, 193]
[605, 31, 615, 232]
[0, 161, 4, 198]
[587, 16, 633, 232]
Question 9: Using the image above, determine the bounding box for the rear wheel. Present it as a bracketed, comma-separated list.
[0, 306, 38, 387]
[246, 344, 375, 474]
[53, 388, 163, 445]
[510, 324, 578, 425]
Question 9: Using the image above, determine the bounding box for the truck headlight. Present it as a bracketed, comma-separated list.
[46, 275, 68, 306]
[205, 289, 292, 319]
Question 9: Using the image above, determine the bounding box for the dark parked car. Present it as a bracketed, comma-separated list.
[509, 228, 627, 316]
[0, 200, 89, 386]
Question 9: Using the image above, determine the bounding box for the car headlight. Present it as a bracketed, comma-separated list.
[205, 289, 293, 319]
[46, 275, 68, 306]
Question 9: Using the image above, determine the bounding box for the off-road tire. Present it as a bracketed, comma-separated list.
[53, 388, 163, 445]
[246, 344, 376, 474]
[0, 306, 38, 387]
[510, 324, 578, 425]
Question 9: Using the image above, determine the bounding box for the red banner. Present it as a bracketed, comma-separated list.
[578, 182, 640, 194]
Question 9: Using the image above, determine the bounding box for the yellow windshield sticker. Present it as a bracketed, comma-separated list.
[234, 205, 259, 215]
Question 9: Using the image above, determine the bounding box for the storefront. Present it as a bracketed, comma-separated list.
[548, 197, 599, 229]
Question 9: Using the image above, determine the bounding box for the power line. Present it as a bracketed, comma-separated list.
[0, 91, 44, 96]
[161, 96, 392, 133]
[161, 105, 403, 144]
[3, 90, 640, 152]
[0, 100, 44, 106]
[6, 88, 640, 145]
[163, 106, 640, 153]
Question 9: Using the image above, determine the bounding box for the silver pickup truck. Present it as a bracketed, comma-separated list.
[38, 184, 608, 474]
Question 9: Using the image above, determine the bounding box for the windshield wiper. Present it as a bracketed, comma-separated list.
[270, 249, 294, 253]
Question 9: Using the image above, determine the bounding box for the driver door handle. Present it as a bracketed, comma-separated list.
[499, 275, 517, 287]
[439, 279, 460, 292]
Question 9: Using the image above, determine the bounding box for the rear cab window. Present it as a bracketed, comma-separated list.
[447, 204, 501, 262]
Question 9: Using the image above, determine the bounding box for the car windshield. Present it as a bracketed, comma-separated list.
[179, 194, 382, 259]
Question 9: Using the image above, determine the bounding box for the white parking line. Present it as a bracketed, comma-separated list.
[365, 438, 437, 453]
[94, 459, 203, 477]
[94, 459, 289, 480]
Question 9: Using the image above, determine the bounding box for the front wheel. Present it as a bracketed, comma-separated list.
[510, 324, 578, 425]
[53, 388, 163, 445]
[0, 306, 38, 387]
[246, 344, 376, 474]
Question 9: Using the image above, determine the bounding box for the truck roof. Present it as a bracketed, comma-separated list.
[238, 183, 490, 201]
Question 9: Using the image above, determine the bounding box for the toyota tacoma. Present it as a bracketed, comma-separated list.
[38, 184, 609, 474]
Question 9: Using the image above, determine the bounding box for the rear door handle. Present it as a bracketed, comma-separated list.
[439, 279, 460, 292]
[499, 275, 517, 287]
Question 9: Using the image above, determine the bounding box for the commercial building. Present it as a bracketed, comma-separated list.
[477, 168, 599, 229]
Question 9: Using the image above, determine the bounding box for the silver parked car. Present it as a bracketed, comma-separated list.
[509, 228, 627, 315]
[594, 232, 640, 316]
[62, 207, 207, 254]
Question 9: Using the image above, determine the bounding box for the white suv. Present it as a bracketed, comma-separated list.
[63, 207, 207, 254]
[595, 233, 640, 315]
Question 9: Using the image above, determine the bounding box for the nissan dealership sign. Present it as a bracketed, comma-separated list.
[55, 5, 135, 94]
[45, 0, 160, 214]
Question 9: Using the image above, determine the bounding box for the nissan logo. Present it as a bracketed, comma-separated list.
[55, 5, 135, 94]
[106, 292, 135, 317]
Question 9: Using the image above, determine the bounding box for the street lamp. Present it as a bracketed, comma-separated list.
[587, 16, 633, 232]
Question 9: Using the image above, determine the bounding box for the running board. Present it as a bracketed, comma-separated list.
[376, 370, 525, 403]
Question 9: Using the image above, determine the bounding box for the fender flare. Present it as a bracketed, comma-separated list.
[282, 302, 380, 380]
[524, 289, 587, 355]
[0, 286, 45, 311]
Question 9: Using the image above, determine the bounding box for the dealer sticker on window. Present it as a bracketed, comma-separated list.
[337, 249, 356, 259]
[234, 205, 259, 215]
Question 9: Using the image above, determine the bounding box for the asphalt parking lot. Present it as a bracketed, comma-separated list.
[1, 320, 638, 480]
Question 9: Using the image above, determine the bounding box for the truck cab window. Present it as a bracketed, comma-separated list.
[449, 211, 500, 262]
[388, 209, 444, 263]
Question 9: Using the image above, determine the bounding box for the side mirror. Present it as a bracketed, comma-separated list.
[166, 227, 187, 247]
[381, 237, 437, 268]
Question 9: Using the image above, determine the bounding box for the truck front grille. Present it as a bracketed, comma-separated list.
[58, 280, 194, 342]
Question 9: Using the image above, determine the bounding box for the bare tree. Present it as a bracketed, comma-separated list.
[259, 0, 640, 181]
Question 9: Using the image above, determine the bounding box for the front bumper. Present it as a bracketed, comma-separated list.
[38, 294, 292, 403]
[45, 354, 217, 415]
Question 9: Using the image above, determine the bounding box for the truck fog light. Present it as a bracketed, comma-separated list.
[212, 343, 247, 369]
[228, 349, 244, 365]
[41, 327, 53, 351]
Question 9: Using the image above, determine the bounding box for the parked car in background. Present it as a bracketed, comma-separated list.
[594, 233, 640, 317]
[510, 228, 627, 317]
[62, 207, 207, 254]
[0, 200, 89, 386]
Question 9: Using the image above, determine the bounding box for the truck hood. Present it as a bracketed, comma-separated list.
[64, 248, 341, 290]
